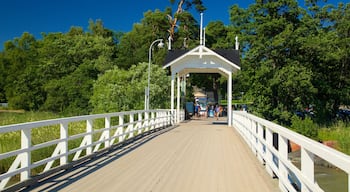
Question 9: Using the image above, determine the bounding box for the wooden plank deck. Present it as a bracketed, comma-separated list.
[28, 118, 279, 192]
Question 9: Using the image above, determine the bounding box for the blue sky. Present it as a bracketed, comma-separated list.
[0, 0, 345, 50]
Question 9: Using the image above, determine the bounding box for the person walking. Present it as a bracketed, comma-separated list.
[215, 105, 220, 120]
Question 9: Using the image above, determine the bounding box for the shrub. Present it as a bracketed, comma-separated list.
[290, 115, 319, 141]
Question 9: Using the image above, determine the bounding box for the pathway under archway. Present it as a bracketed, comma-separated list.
[163, 45, 241, 126]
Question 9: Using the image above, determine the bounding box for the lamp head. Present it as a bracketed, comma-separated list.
[157, 40, 164, 48]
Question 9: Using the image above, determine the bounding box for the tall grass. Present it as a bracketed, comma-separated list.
[0, 111, 61, 126]
[318, 121, 350, 155]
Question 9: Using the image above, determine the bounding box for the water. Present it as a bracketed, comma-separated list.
[289, 151, 348, 192]
[315, 165, 348, 192]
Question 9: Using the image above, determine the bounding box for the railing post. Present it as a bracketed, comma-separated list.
[144, 111, 149, 131]
[156, 111, 161, 128]
[265, 127, 274, 177]
[104, 117, 111, 148]
[173, 110, 176, 125]
[244, 113, 250, 143]
[168, 110, 172, 126]
[348, 174, 350, 192]
[177, 75, 180, 124]
[128, 114, 134, 138]
[20, 129, 31, 181]
[119, 115, 124, 142]
[160, 111, 163, 127]
[250, 119, 256, 154]
[301, 147, 314, 192]
[251, 120, 258, 156]
[138, 112, 143, 134]
[278, 135, 289, 192]
[151, 112, 155, 130]
[60, 122, 68, 165]
[86, 119, 93, 155]
[154, 111, 159, 129]
[257, 123, 264, 164]
[164, 111, 167, 127]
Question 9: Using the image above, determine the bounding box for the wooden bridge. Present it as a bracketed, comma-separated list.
[1, 110, 350, 192]
[26, 118, 279, 192]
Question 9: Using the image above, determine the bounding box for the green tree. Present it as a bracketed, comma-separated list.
[229, 0, 349, 124]
[297, 2, 350, 122]
[39, 24, 116, 114]
[168, 0, 205, 41]
[90, 63, 170, 113]
[116, 9, 169, 69]
[229, 0, 316, 123]
[205, 21, 229, 48]
[1, 33, 44, 110]
[0, 52, 8, 103]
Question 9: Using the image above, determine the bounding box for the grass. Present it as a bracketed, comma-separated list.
[290, 115, 350, 155]
[318, 121, 350, 155]
[0, 111, 61, 126]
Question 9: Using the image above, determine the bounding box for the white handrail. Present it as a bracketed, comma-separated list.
[232, 111, 350, 192]
[0, 109, 183, 190]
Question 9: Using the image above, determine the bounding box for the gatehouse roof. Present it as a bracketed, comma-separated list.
[163, 45, 241, 74]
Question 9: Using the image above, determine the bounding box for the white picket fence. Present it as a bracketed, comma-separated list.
[0, 109, 184, 191]
[232, 111, 350, 192]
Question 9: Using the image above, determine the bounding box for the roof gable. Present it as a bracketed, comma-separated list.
[163, 45, 241, 70]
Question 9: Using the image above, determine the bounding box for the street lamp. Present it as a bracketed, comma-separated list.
[145, 39, 164, 110]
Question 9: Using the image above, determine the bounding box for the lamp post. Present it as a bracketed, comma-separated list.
[145, 39, 164, 110]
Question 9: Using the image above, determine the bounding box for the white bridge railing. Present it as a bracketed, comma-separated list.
[232, 111, 350, 192]
[0, 109, 184, 191]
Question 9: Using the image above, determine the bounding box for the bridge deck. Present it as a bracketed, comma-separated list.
[29, 118, 279, 192]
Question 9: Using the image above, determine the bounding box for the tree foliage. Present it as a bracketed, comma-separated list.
[0, 0, 348, 124]
[0, 21, 117, 114]
[90, 63, 170, 113]
[229, 0, 349, 124]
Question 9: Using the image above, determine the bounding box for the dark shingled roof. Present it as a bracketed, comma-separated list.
[213, 49, 241, 66]
[163, 49, 189, 66]
[163, 48, 240, 67]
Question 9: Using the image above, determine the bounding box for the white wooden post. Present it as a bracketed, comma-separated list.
[183, 74, 187, 102]
[348, 175, 350, 192]
[155, 111, 159, 129]
[177, 74, 180, 123]
[159, 111, 163, 128]
[104, 117, 111, 148]
[21, 129, 31, 181]
[138, 112, 143, 134]
[151, 112, 155, 130]
[265, 127, 274, 177]
[86, 119, 93, 155]
[251, 120, 257, 155]
[227, 72, 232, 126]
[279, 135, 289, 192]
[301, 147, 314, 192]
[168, 110, 172, 126]
[128, 114, 134, 138]
[171, 72, 175, 121]
[144, 111, 149, 131]
[257, 123, 264, 164]
[60, 122, 68, 165]
[118, 115, 124, 142]
[250, 119, 255, 153]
